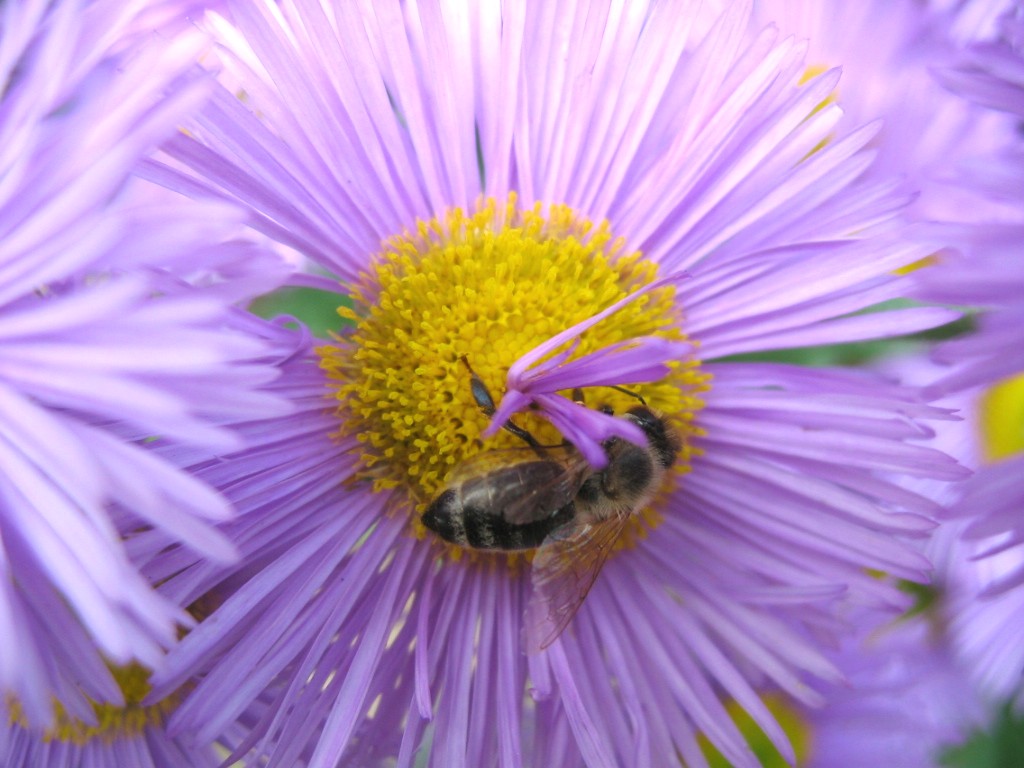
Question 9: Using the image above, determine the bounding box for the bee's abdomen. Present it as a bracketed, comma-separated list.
[421, 489, 467, 545]
[459, 498, 574, 550]
[422, 461, 577, 551]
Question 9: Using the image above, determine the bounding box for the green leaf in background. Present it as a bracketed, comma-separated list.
[897, 578, 942, 622]
[941, 702, 1024, 768]
[249, 287, 353, 339]
[250, 291, 976, 362]
[717, 304, 975, 368]
[699, 694, 811, 768]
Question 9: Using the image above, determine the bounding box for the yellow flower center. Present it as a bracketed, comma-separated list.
[10, 665, 177, 745]
[319, 196, 708, 556]
[978, 372, 1024, 462]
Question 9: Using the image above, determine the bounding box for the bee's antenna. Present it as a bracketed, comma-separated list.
[459, 356, 547, 455]
[606, 384, 647, 407]
[569, 383, 647, 408]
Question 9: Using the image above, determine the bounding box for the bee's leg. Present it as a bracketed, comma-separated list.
[500, 420, 548, 457]
[459, 356, 548, 456]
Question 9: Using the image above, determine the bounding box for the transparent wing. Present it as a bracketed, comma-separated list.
[446, 443, 580, 484]
[523, 511, 631, 653]
[446, 444, 592, 526]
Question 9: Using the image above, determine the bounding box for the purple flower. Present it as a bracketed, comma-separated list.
[948, 482, 1024, 708]
[139, 1, 969, 765]
[940, 378, 1024, 708]
[919, 5, 1024, 707]
[939, 3, 1024, 118]
[1, 664, 234, 768]
[788, 365, 990, 767]
[799, 603, 986, 768]
[752, 0, 1018, 223]
[811, 354, 1024, 765]
[923, 5, 1024, 391]
[0, 0, 292, 728]
[795, 484, 1020, 765]
[737, 353, 1019, 768]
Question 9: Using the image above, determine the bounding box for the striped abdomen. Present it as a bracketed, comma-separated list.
[422, 459, 578, 550]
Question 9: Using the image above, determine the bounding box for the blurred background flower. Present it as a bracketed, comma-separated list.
[0, 0, 292, 749]
[923, 0, 1024, 715]
[697, 360, 1024, 768]
[750, 0, 1018, 223]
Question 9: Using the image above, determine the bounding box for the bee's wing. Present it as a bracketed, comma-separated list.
[523, 510, 631, 653]
[445, 444, 576, 482]
[447, 444, 591, 525]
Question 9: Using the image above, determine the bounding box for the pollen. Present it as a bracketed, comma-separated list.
[10, 664, 178, 745]
[319, 195, 707, 555]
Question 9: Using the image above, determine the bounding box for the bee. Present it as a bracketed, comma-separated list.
[422, 359, 680, 652]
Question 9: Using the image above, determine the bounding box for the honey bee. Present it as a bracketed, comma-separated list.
[422, 359, 680, 652]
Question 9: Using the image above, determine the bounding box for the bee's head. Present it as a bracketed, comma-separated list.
[625, 407, 680, 469]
